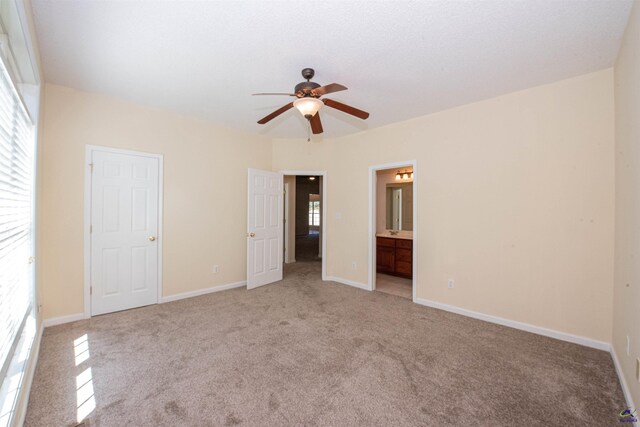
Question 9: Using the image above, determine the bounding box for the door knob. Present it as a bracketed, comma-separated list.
[247, 232, 255, 237]
[149, 236, 156, 241]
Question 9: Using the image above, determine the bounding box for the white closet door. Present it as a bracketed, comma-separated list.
[247, 169, 283, 289]
[90, 150, 159, 315]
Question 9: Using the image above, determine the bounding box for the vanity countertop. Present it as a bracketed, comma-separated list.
[376, 232, 413, 240]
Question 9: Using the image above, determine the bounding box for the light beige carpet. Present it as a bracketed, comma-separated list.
[25, 261, 625, 426]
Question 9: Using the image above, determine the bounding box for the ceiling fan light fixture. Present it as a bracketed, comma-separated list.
[293, 97, 323, 119]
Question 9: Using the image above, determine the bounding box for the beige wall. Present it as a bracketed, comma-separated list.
[614, 0, 640, 406]
[273, 69, 615, 343]
[40, 69, 617, 345]
[39, 84, 271, 320]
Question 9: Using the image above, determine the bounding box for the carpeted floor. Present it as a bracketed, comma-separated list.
[25, 260, 625, 426]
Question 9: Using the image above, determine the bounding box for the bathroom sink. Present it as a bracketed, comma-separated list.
[376, 230, 413, 240]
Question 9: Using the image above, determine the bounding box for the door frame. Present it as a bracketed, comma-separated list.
[283, 181, 290, 263]
[83, 145, 164, 318]
[368, 160, 417, 301]
[280, 170, 327, 281]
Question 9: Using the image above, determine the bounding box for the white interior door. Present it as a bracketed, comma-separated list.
[247, 168, 283, 289]
[90, 149, 160, 315]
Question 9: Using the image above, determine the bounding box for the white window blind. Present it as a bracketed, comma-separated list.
[0, 54, 34, 382]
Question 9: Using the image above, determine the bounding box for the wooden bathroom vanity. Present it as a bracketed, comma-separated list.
[376, 236, 413, 279]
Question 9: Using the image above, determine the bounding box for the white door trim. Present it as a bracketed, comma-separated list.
[83, 145, 164, 318]
[280, 170, 327, 281]
[283, 181, 290, 263]
[368, 160, 417, 301]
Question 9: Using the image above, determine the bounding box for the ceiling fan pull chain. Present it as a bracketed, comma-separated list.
[307, 121, 311, 142]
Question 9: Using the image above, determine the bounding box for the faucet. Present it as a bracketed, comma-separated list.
[389, 230, 399, 235]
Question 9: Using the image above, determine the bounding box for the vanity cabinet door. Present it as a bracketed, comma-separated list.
[376, 238, 396, 274]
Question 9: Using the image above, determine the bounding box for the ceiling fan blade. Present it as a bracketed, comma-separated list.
[311, 83, 347, 97]
[310, 112, 323, 134]
[257, 102, 294, 124]
[252, 92, 297, 96]
[323, 98, 369, 120]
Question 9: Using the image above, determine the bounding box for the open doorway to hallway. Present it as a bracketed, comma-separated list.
[283, 174, 324, 277]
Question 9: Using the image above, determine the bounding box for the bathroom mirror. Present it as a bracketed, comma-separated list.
[385, 183, 413, 230]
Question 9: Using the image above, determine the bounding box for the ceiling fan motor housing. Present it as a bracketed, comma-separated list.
[294, 81, 321, 97]
[301, 68, 315, 80]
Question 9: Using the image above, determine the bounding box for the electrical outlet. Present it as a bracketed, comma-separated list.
[448, 279, 454, 289]
[351, 261, 357, 270]
[627, 336, 631, 356]
[213, 265, 220, 274]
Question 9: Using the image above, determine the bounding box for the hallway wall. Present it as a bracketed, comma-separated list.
[295, 176, 320, 236]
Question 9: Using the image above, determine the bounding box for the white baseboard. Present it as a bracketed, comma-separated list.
[413, 297, 610, 351]
[325, 276, 371, 291]
[161, 280, 246, 303]
[41, 282, 248, 326]
[42, 313, 85, 328]
[610, 345, 637, 410]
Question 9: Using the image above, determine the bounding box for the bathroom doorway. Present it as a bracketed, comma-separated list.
[282, 171, 327, 280]
[369, 162, 417, 300]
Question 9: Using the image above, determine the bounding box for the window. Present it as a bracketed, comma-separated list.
[0, 53, 35, 386]
[309, 200, 320, 226]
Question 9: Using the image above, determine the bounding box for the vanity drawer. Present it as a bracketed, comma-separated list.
[395, 261, 412, 278]
[396, 248, 412, 262]
[377, 237, 396, 248]
[396, 239, 412, 249]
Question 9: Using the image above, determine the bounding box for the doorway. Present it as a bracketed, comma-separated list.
[282, 171, 327, 280]
[84, 146, 163, 317]
[369, 161, 417, 300]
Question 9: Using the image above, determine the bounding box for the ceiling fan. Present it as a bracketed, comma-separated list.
[253, 68, 369, 135]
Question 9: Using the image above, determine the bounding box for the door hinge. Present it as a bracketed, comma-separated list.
[90, 225, 92, 234]
[90, 286, 92, 295]
[89, 163, 94, 172]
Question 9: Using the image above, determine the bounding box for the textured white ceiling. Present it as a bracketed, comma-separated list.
[31, 0, 632, 139]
